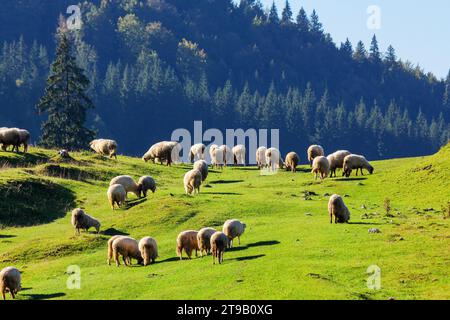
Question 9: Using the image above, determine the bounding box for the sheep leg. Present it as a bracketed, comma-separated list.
[330, 214, 333, 224]
[360, 168, 364, 176]
[238, 236, 241, 245]
[10, 290, 15, 299]
[114, 251, 120, 267]
[1, 291, 5, 300]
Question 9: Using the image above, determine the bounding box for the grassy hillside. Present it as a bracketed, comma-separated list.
[0, 145, 449, 300]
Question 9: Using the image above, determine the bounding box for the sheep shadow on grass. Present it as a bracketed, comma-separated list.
[231, 254, 266, 261]
[227, 240, 281, 252]
[335, 177, 368, 182]
[0, 234, 16, 239]
[209, 179, 244, 184]
[101, 228, 129, 236]
[124, 197, 147, 209]
[22, 292, 66, 300]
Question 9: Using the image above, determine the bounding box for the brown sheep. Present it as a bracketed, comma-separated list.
[176, 230, 199, 259]
[210, 232, 228, 265]
[285, 152, 300, 172]
[71, 208, 101, 234]
[328, 194, 351, 223]
[197, 227, 217, 257]
[111, 236, 143, 267]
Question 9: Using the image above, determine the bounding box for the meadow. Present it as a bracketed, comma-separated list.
[0, 145, 449, 300]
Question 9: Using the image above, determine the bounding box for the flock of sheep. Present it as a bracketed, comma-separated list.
[0, 136, 374, 300]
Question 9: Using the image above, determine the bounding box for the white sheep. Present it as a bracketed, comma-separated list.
[183, 169, 202, 195]
[109, 175, 141, 198]
[210, 145, 224, 169]
[327, 150, 351, 177]
[223, 219, 246, 248]
[232, 145, 246, 166]
[343, 154, 374, 177]
[265, 147, 283, 171]
[90, 139, 118, 159]
[138, 237, 158, 266]
[189, 143, 206, 162]
[220, 145, 233, 166]
[71, 208, 101, 234]
[138, 176, 156, 197]
[285, 152, 300, 173]
[210, 231, 228, 265]
[208, 144, 218, 164]
[176, 230, 200, 259]
[107, 184, 127, 210]
[256, 146, 267, 169]
[0, 267, 21, 300]
[328, 194, 351, 223]
[107, 235, 126, 265]
[197, 227, 217, 257]
[193, 160, 209, 182]
[142, 141, 181, 165]
[311, 156, 330, 180]
[307, 144, 325, 166]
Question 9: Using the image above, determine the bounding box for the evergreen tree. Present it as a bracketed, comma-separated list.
[310, 10, 323, 34]
[268, 1, 280, 24]
[281, 1, 293, 25]
[340, 38, 353, 57]
[353, 41, 367, 62]
[385, 45, 397, 64]
[36, 21, 95, 149]
[296, 7, 309, 32]
[369, 34, 381, 63]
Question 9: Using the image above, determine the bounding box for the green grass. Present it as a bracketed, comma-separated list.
[0, 145, 449, 300]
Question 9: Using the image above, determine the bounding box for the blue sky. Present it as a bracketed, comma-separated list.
[253, 0, 450, 79]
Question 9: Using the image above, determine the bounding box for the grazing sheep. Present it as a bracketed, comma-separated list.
[343, 154, 374, 177]
[142, 141, 180, 166]
[0, 128, 20, 152]
[208, 144, 218, 164]
[327, 150, 351, 178]
[285, 152, 300, 173]
[107, 184, 127, 210]
[265, 147, 283, 171]
[220, 145, 233, 166]
[307, 145, 325, 166]
[110, 175, 141, 198]
[189, 143, 206, 162]
[193, 160, 209, 182]
[138, 237, 158, 266]
[256, 146, 267, 169]
[210, 231, 228, 265]
[183, 169, 202, 195]
[90, 139, 118, 159]
[311, 156, 330, 180]
[111, 236, 143, 267]
[176, 230, 200, 259]
[211, 145, 224, 169]
[138, 176, 156, 197]
[71, 208, 101, 234]
[232, 144, 246, 166]
[0, 267, 21, 300]
[107, 235, 126, 265]
[2, 128, 31, 153]
[223, 219, 246, 248]
[328, 194, 351, 223]
[197, 227, 217, 257]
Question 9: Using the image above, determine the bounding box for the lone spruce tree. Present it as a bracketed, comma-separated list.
[37, 20, 95, 150]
